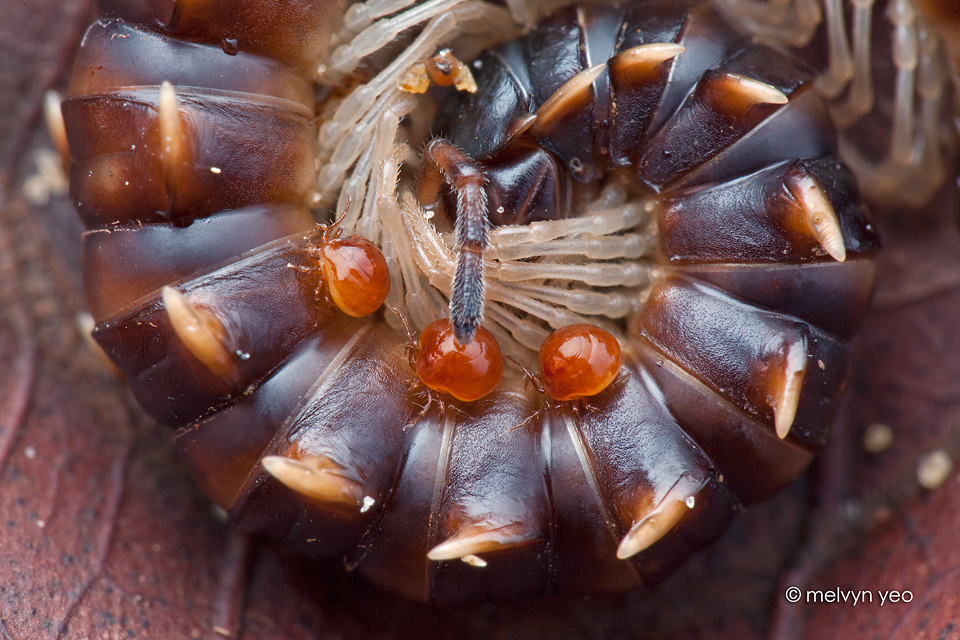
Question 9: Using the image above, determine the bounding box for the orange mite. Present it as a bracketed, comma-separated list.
[539, 324, 622, 402]
[318, 234, 391, 317]
[416, 319, 503, 402]
[424, 49, 464, 86]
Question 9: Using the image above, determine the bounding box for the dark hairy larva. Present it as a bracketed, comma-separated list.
[60, 0, 880, 606]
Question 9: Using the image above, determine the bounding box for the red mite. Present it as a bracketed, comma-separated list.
[415, 318, 504, 402]
[539, 324, 622, 402]
[313, 228, 391, 318]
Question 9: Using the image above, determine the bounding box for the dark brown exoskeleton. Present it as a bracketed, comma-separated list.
[60, 0, 878, 607]
[421, 1, 879, 346]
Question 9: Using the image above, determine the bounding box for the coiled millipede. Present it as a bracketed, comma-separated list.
[51, 0, 958, 606]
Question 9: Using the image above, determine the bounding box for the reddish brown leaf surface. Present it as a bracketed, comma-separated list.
[767, 188, 960, 640]
[2, 1, 960, 638]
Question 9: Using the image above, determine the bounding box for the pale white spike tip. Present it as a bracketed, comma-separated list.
[772, 340, 807, 440]
[261, 455, 364, 508]
[161, 286, 235, 381]
[616, 42, 685, 66]
[427, 522, 538, 561]
[723, 73, 790, 105]
[616, 477, 701, 560]
[796, 175, 846, 262]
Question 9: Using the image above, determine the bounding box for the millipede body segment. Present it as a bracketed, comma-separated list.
[62, 0, 879, 605]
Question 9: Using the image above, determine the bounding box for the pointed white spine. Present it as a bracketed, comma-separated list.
[531, 64, 607, 135]
[261, 455, 365, 508]
[43, 90, 70, 168]
[161, 286, 236, 383]
[792, 174, 847, 262]
[617, 476, 701, 560]
[427, 522, 538, 563]
[158, 81, 184, 184]
[773, 339, 807, 440]
[613, 42, 685, 68]
[722, 73, 790, 105]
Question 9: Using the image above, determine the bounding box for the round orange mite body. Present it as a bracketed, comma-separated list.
[319, 235, 391, 317]
[416, 319, 503, 402]
[539, 324, 622, 402]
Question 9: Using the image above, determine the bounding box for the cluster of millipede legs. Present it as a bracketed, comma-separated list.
[311, 0, 953, 367]
[322, 0, 953, 219]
